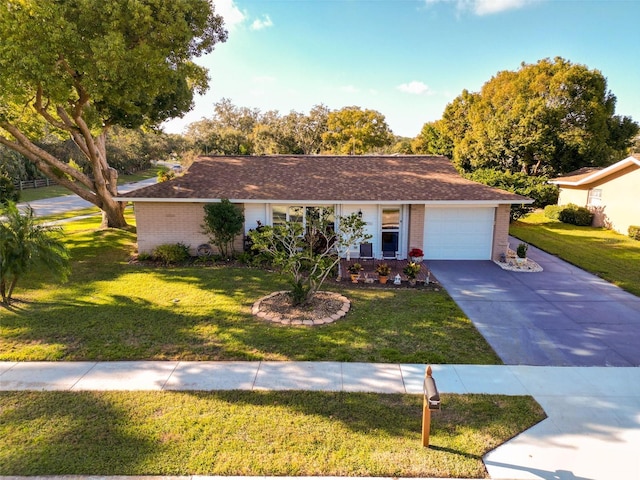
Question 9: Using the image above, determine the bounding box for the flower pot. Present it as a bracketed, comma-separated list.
[516, 257, 526, 265]
[378, 275, 388, 284]
[410, 256, 424, 263]
[350, 273, 359, 283]
[408, 278, 417, 287]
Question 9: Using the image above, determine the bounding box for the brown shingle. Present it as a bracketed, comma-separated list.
[551, 167, 603, 183]
[122, 155, 530, 203]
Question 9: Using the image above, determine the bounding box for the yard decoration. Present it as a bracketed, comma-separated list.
[348, 263, 362, 283]
[403, 262, 421, 286]
[409, 248, 424, 263]
[375, 263, 391, 284]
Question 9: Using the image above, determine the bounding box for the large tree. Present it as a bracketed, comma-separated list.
[322, 106, 393, 155]
[438, 57, 638, 175]
[186, 100, 330, 156]
[0, 0, 227, 228]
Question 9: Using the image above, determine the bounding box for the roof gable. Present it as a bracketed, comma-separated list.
[120, 155, 531, 204]
[550, 156, 640, 187]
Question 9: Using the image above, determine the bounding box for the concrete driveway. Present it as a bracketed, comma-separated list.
[429, 240, 640, 366]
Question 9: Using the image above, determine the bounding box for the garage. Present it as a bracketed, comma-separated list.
[423, 207, 495, 260]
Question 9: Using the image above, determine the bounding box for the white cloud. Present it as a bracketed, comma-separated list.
[397, 81, 432, 95]
[214, 0, 246, 29]
[251, 14, 273, 31]
[425, 0, 539, 16]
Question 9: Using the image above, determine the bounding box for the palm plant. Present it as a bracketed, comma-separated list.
[0, 203, 70, 304]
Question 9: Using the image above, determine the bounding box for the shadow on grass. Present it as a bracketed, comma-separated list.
[0, 391, 159, 475]
[4, 256, 500, 364]
[0, 390, 543, 476]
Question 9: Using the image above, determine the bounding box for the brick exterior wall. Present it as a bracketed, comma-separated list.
[492, 204, 511, 260]
[408, 204, 425, 252]
[135, 202, 245, 255]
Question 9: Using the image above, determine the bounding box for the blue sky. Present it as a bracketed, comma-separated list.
[162, 0, 640, 138]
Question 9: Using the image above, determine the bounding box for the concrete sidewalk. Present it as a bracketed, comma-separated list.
[1, 361, 639, 480]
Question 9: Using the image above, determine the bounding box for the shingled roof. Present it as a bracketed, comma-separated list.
[119, 155, 531, 204]
[550, 155, 640, 186]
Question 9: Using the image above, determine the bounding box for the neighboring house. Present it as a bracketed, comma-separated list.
[118, 155, 532, 261]
[549, 155, 640, 234]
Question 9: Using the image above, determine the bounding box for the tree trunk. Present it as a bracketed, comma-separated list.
[100, 197, 128, 229]
[0, 120, 129, 230]
[0, 279, 7, 305]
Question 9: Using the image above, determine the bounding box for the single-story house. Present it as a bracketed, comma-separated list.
[549, 155, 640, 234]
[118, 155, 532, 261]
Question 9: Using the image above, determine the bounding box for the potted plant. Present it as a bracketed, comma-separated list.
[375, 263, 391, 284]
[403, 261, 421, 286]
[347, 262, 362, 283]
[516, 243, 528, 264]
[409, 248, 424, 263]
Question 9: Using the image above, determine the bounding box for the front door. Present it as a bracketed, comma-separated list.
[381, 207, 400, 258]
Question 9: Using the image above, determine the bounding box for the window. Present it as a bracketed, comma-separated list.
[272, 206, 288, 226]
[587, 189, 602, 207]
[272, 205, 334, 231]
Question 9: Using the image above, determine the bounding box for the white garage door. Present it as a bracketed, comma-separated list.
[424, 207, 495, 260]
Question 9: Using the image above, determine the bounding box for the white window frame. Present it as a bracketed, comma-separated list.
[271, 205, 335, 231]
[587, 188, 602, 207]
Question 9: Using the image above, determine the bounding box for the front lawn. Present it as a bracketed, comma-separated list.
[0, 215, 500, 364]
[0, 390, 544, 477]
[510, 212, 640, 297]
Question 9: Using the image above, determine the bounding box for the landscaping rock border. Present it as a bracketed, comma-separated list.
[251, 291, 351, 326]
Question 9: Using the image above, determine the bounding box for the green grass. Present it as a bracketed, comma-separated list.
[0, 390, 545, 477]
[1, 214, 500, 364]
[17, 167, 161, 203]
[510, 211, 640, 297]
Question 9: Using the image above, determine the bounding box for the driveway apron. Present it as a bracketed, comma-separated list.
[429, 241, 640, 366]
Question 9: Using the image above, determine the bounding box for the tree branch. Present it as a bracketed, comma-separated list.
[33, 85, 73, 133]
[0, 121, 95, 190]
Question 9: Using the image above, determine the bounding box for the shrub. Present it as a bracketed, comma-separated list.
[202, 199, 245, 259]
[558, 204, 593, 226]
[157, 167, 175, 183]
[516, 243, 528, 258]
[543, 205, 562, 220]
[152, 243, 191, 265]
[402, 262, 421, 279]
[464, 169, 559, 221]
[629, 225, 640, 241]
[375, 263, 391, 276]
[0, 170, 19, 205]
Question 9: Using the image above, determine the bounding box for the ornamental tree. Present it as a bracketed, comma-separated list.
[0, 203, 70, 304]
[0, 0, 227, 228]
[249, 210, 371, 306]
